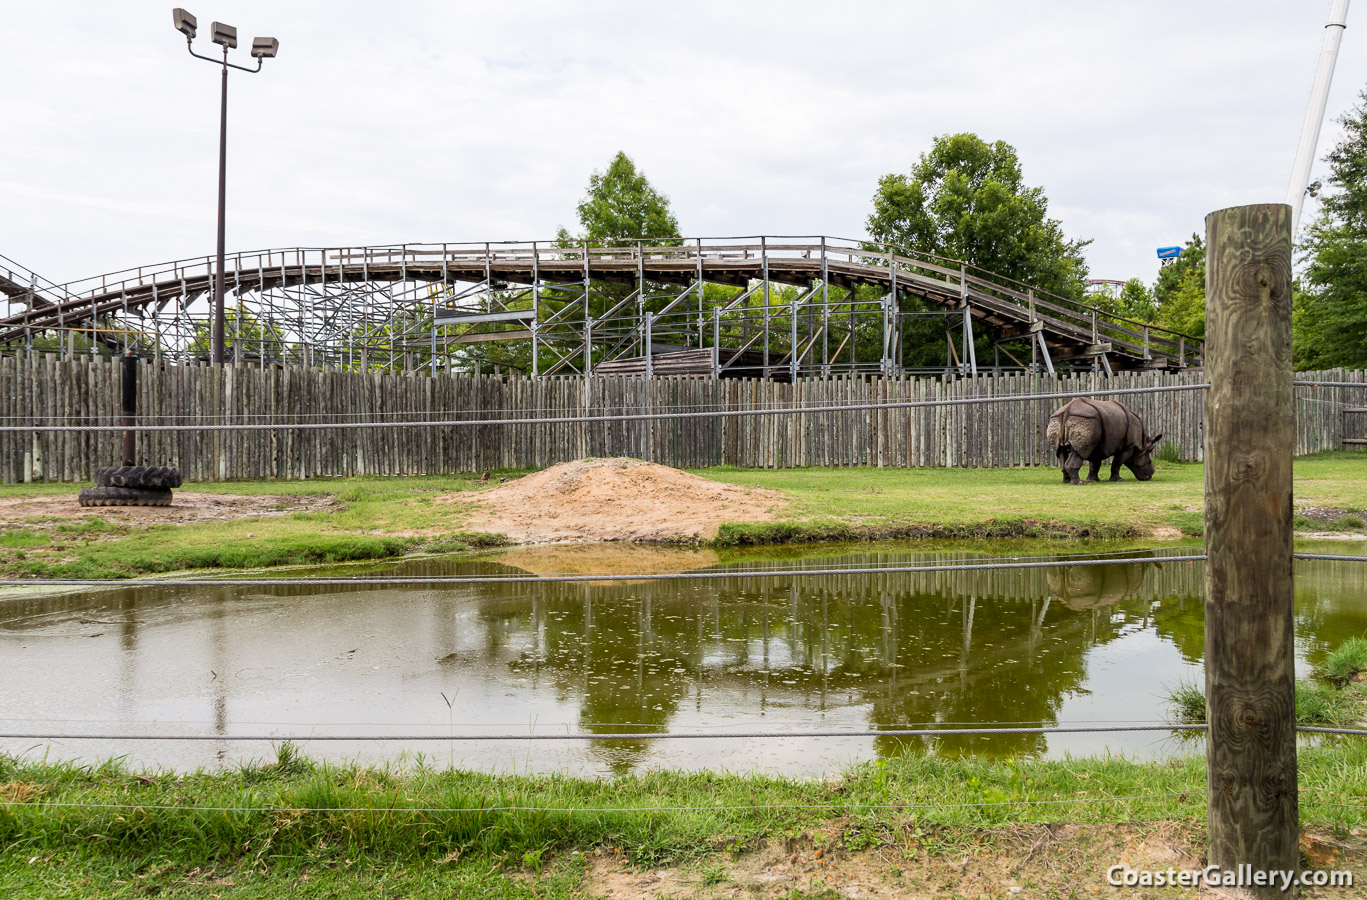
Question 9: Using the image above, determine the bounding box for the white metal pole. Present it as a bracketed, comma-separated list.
[1287, 0, 1351, 235]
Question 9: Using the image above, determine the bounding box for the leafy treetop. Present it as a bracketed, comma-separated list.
[557, 151, 681, 246]
[1295, 85, 1367, 370]
[866, 133, 1091, 301]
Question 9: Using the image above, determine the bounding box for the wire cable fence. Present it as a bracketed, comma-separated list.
[2, 725, 1364, 743]
[0, 793, 1208, 816]
[1, 789, 1362, 818]
[2, 541, 1364, 828]
[0, 370, 1363, 843]
[1, 379, 1364, 431]
[0, 724, 1213, 742]
[1, 382, 1213, 433]
[2, 551, 1360, 590]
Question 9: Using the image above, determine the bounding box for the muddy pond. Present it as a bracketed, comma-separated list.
[2, 541, 1364, 777]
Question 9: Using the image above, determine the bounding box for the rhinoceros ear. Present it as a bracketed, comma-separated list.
[1147, 433, 1164, 450]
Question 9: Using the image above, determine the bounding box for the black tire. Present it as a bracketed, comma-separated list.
[78, 486, 173, 507]
[95, 465, 182, 490]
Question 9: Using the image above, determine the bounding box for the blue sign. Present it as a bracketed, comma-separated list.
[1156, 246, 1183, 259]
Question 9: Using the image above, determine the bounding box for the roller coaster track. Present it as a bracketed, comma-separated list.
[0, 237, 1198, 373]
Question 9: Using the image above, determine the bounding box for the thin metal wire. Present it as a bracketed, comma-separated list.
[0, 725, 1211, 742]
[1, 793, 1362, 816]
[3, 724, 1361, 743]
[0, 547, 1198, 592]
[1295, 381, 1367, 388]
[0, 383, 1208, 433]
[1293, 553, 1367, 563]
[0, 792, 1199, 815]
[12, 552, 1357, 592]
[0, 554, 1213, 588]
[0, 716, 1182, 729]
[0, 379, 1356, 426]
[0, 390, 1118, 422]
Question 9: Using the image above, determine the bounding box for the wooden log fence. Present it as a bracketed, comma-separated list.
[0, 356, 1363, 483]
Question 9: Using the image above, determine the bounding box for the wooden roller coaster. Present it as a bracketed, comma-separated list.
[0, 237, 1199, 378]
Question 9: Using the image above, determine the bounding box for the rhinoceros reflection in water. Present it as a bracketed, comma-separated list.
[1046, 561, 1156, 610]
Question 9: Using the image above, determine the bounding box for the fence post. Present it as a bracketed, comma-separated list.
[121, 349, 137, 466]
[1203, 203, 1297, 897]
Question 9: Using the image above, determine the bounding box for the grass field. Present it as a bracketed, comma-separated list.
[3, 460, 1366, 896]
[2, 742, 1364, 898]
[0, 454, 1364, 578]
[700, 454, 1367, 544]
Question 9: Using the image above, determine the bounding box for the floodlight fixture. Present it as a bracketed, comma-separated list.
[210, 21, 237, 49]
[172, 8, 197, 39]
[171, 9, 278, 365]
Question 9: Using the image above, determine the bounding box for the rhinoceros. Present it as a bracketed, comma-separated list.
[1046, 560, 1159, 610]
[1046, 398, 1162, 484]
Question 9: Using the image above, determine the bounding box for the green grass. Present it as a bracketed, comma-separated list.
[2, 454, 1365, 577]
[1167, 677, 1366, 728]
[700, 452, 1367, 543]
[0, 529, 48, 550]
[1155, 440, 1182, 464]
[1165, 682, 1208, 723]
[0, 474, 516, 579]
[1322, 636, 1367, 684]
[1295, 680, 1366, 726]
[0, 743, 1363, 897]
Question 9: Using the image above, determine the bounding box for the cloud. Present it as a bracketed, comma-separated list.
[2, 0, 1363, 289]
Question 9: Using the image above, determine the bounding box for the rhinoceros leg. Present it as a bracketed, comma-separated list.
[1062, 450, 1085, 484]
[1085, 459, 1102, 483]
[1109, 459, 1124, 481]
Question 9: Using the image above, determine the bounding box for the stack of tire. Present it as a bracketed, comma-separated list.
[78, 466, 183, 508]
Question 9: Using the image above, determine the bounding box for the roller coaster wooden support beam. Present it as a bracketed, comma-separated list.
[0, 237, 1202, 375]
[1203, 204, 1297, 898]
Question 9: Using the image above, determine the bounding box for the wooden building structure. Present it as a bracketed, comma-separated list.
[0, 237, 1200, 378]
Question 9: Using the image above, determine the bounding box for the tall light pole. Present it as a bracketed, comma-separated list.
[172, 9, 278, 365]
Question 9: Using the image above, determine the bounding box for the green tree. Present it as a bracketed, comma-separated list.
[460, 152, 683, 376]
[189, 305, 273, 360]
[1295, 86, 1367, 370]
[1153, 268, 1205, 339]
[1153, 234, 1204, 309]
[1084, 279, 1158, 323]
[557, 151, 681, 245]
[1123, 233, 1207, 340]
[866, 133, 1092, 301]
[1116, 278, 1159, 322]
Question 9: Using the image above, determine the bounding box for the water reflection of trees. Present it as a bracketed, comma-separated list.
[474, 558, 1211, 766]
[1148, 559, 1367, 671]
[6, 552, 1367, 772]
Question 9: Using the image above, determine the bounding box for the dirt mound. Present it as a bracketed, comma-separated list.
[454, 458, 786, 543]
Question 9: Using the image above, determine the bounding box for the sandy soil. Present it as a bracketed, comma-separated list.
[576, 823, 1363, 899]
[0, 491, 334, 528]
[452, 458, 787, 543]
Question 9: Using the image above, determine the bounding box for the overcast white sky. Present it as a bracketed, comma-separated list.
[3, 1, 1363, 287]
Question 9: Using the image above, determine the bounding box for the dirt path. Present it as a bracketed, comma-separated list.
[577, 823, 1363, 898]
[0, 491, 334, 528]
[452, 458, 787, 543]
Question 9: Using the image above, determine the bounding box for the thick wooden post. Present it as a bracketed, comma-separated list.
[1203, 203, 1297, 896]
[120, 350, 137, 467]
